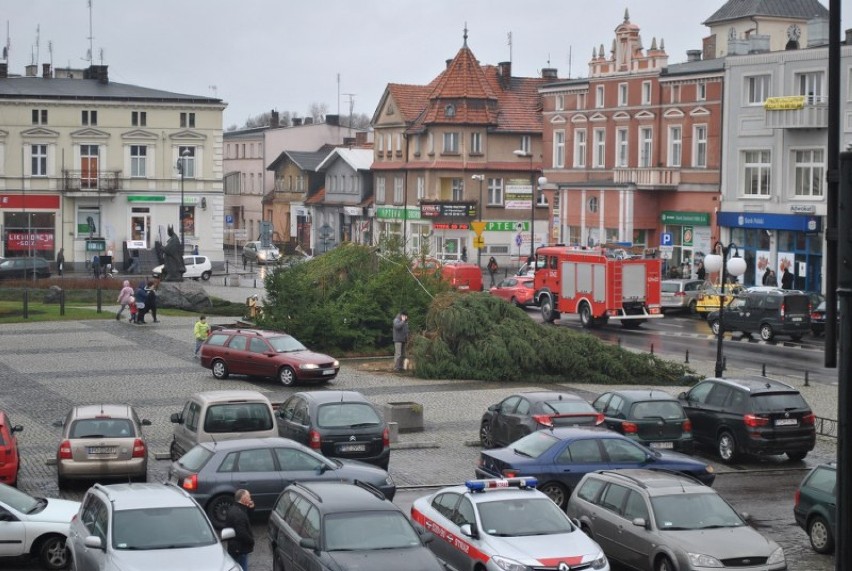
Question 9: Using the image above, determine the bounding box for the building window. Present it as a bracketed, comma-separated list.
[178, 146, 196, 178]
[77, 207, 101, 238]
[693, 125, 707, 168]
[616, 128, 628, 168]
[413, 135, 421, 156]
[80, 144, 99, 189]
[451, 178, 464, 201]
[696, 82, 706, 101]
[554, 130, 565, 168]
[470, 132, 482, 154]
[577, 93, 586, 109]
[670, 85, 680, 104]
[32, 109, 48, 125]
[555, 94, 564, 111]
[793, 149, 824, 197]
[445, 104, 455, 118]
[595, 85, 605, 108]
[416, 176, 425, 200]
[31, 144, 48, 176]
[376, 133, 383, 152]
[618, 83, 628, 107]
[642, 81, 652, 105]
[428, 133, 434, 154]
[668, 126, 682, 167]
[593, 128, 606, 168]
[130, 145, 147, 178]
[81, 110, 98, 126]
[574, 129, 587, 168]
[182, 206, 196, 237]
[376, 177, 386, 203]
[746, 75, 771, 105]
[639, 127, 653, 168]
[395, 133, 402, 154]
[443, 132, 460, 154]
[394, 176, 404, 204]
[131, 111, 147, 127]
[519, 135, 531, 154]
[180, 112, 196, 128]
[385, 134, 392, 154]
[743, 150, 771, 196]
[796, 71, 825, 104]
[487, 178, 504, 205]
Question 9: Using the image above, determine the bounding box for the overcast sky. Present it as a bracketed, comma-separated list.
[5, 1, 850, 128]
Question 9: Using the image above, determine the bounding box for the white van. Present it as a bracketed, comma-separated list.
[169, 390, 277, 460]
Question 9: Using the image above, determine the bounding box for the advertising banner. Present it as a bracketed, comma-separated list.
[6, 231, 55, 251]
[756, 250, 772, 285]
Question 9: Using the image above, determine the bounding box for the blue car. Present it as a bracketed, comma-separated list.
[474, 426, 715, 509]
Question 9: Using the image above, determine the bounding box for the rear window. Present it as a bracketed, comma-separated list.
[631, 401, 685, 420]
[804, 466, 836, 495]
[508, 431, 559, 459]
[206, 334, 230, 347]
[543, 400, 596, 414]
[750, 392, 809, 413]
[204, 403, 274, 433]
[70, 418, 134, 438]
[179, 446, 214, 471]
[784, 295, 810, 314]
[317, 403, 382, 428]
[661, 283, 681, 293]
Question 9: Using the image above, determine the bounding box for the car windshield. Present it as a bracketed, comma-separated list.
[478, 498, 573, 536]
[630, 401, 684, 420]
[543, 400, 595, 414]
[0, 483, 40, 514]
[318, 403, 381, 429]
[204, 404, 274, 433]
[70, 418, 134, 438]
[509, 431, 559, 458]
[178, 446, 214, 471]
[751, 392, 809, 412]
[268, 336, 307, 353]
[324, 511, 421, 551]
[112, 506, 217, 550]
[651, 492, 744, 530]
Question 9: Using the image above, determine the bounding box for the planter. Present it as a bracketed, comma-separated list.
[383, 401, 424, 433]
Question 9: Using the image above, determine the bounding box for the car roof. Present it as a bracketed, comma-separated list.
[190, 390, 272, 404]
[702, 376, 798, 393]
[543, 426, 620, 438]
[211, 328, 289, 339]
[293, 481, 395, 512]
[662, 279, 703, 284]
[296, 390, 369, 404]
[94, 483, 196, 510]
[602, 389, 678, 402]
[71, 404, 135, 419]
[588, 469, 710, 495]
[515, 391, 585, 402]
[435, 482, 549, 504]
[200, 436, 301, 453]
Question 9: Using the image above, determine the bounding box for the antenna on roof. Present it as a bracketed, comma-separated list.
[99, 47, 104, 64]
[343, 93, 356, 137]
[3, 21, 10, 62]
[33, 24, 40, 65]
[48, 40, 53, 68]
[567, 46, 572, 79]
[86, 0, 94, 63]
[507, 31, 513, 65]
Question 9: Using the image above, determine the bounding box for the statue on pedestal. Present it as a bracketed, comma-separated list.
[162, 225, 186, 282]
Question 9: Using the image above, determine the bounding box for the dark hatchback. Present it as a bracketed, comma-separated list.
[0, 257, 51, 280]
[479, 391, 603, 449]
[167, 437, 395, 528]
[678, 376, 816, 463]
[794, 462, 836, 554]
[277, 391, 390, 470]
[591, 389, 693, 453]
[474, 426, 715, 510]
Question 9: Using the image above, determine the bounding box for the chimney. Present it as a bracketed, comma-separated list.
[355, 131, 368, 146]
[807, 17, 829, 47]
[270, 109, 279, 127]
[292, 117, 303, 126]
[84, 64, 109, 83]
[686, 49, 702, 62]
[326, 114, 339, 126]
[541, 67, 558, 79]
[0, 62, 7, 79]
[25, 64, 37, 77]
[42, 63, 52, 78]
[343, 137, 356, 147]
[846, 28, 852, 45]
[446, 58, 453, 69]
[498, 61, 512, 79]
[304, 117, 314, 125]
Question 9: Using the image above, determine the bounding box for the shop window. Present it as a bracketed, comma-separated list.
[76, 207, 101, 238]
[182, 206, 196, 237]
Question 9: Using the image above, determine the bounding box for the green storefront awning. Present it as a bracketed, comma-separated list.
[661, 211, 710, 225]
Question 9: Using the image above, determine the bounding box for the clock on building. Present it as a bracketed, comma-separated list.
[787, 24, 801, 41]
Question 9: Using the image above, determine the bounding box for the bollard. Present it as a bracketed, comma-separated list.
[23, 289, 29, 319]
[388, 421, 400, 444]
[723, 356, 727, 371]
[60, 289, 65, 316]
[254, 279, 257, 289]
[685, 350, 689, 364]
[650, 343, 654, 355]
[804, 370, 810, 387]
[96, 285, 102, 313]
[761, 363, 766, 377]
[226, 260, 230, 275]
[618, 338, 622, 348]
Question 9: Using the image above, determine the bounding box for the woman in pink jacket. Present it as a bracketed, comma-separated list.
[116, 280, 134, 321]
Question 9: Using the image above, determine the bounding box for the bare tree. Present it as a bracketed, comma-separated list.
[309, 102, 329, 123]
[342, 112, 372, 130]
[239, 109, 294, 130]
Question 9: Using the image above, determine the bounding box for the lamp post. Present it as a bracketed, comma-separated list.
[513, 149, 536, 261]
[471, 174, 485, 267]
[176, 148, 190, 252]
[703, 242, 747, 377]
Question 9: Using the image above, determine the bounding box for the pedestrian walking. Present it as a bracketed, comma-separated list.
[460, 246, 468, 262]
[92, 254, 101, 279]
[194, 315, 210, 358]
[145, 280, 160, 323]
[193, 244, 199, 255]
[128, 296, 138, 324]
[487, 257, 499, 288]
[763, 269, 777, 287]
[116, 280, 134, 321]
[127, 250, 141, 274]
[134, 281, 149, 324]
[696, 261, 706, 281]
[392, 311, 409, 372]
[56, 248, 65, 277]
[781, 267, 794, 290]
[225, 489, 255, 571]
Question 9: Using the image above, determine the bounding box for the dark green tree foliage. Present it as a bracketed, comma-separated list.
[410, 292, 694, 385]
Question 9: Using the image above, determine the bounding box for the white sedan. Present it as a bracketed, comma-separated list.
[0, 483, 80, 570]
[152, 255, 212, 280]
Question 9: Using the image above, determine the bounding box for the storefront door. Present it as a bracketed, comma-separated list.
[130, 213, 151, 248]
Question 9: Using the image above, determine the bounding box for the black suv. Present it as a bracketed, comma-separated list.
[794, 462, 836, 554]
[591, 389, 693, 453]
[677, 377, 815, 463]
[268, 481, 443, 571]
[707, 287, 811, 341]
[276, 391, 390, 469]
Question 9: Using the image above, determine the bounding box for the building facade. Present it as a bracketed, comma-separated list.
[314, 147, 374, 252]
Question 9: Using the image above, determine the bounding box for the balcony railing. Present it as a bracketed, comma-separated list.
[613, 167, 680, 189]
[61, 170, 122, 193]
[764, 95, 828, 129]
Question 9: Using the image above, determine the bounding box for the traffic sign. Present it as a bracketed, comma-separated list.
[661, 232, 673, 246]
[473, 236, 485, 249]
[471, 221, 486, 237]
[225, 215, 234, 225]
[660, 249, 673, 260]
[515, 234, 523, 247]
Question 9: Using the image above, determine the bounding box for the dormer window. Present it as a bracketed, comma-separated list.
[445, 104, 456, 118]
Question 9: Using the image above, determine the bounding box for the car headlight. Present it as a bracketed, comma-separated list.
[767, 547, 785, 564]
[491, 555, 530, 571]
[258, 253, 266, 260]
[590, 551, 608, 570]
[332, 360, 340, 368]
[300, 363, 319, 370]
[687, 552, 723, 567]
[705, 464, 715, 473]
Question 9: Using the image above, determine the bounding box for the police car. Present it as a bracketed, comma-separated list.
[411, 477, 609, 571]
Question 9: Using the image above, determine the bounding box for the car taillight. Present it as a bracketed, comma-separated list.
[181, 473, 198, 491]
[382, 427, 390, 448]
[675, 291, 685, 297]
[58, 440, 72, 460]
[780, 304, 786, 318]
[622, 422, 639, 434]
[595, 413, 605, 425]
[501, 469, 519, 478]
[793, 489, 801, 508]
[308, 430, 322, 450]
[682, 419, 693, 433]
[532, 414, 554, 427]
[802, 413, 816, 426]
[132, 439, 146, 458]
[744, 414, 770, 427]
[811, 312, 820, 319]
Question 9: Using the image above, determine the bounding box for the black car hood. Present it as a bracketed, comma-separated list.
[326, 546, 440, 571]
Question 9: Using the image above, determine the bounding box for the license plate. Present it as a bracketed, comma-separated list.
[87, 446, 115, 454]
[322, 369, 335, 375]
[791, 317, 802, 322]
[650, 442, 674, 449]
[775, 418, 798, 426]
[339, 443, 367, 453]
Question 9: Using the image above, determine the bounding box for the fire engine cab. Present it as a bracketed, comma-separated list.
[533, 245, 663, 328]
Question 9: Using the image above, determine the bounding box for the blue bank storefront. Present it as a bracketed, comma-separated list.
[717, 211, 822, 292]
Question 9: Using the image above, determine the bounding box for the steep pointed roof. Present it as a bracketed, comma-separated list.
[426, 42, 497, 102]
[703, 0, 829, 25]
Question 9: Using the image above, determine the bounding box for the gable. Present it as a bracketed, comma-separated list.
[690, 106, 711, 117]
[635, 110, 655, 120]
[612, 111, 631, 121]
[663, 109, 685, 118]
[168, 130, 207, 141]
[589, 112, 607, 122]
[549, 115, 567, 125]
[70, 127, 110, 139]
[121, 129, 159, 141]
[20, 127, 61, 138]
[570, 114, 589, 124]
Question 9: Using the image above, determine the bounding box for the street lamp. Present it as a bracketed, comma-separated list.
[703, 242, 747, 377]
[176, 148, 191, 252]
[471, 174, 485, 267]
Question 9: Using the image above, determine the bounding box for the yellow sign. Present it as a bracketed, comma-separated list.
[471, 221, 486, 237]
[763, 96, 805, 110]
[473, 236, 485, 249]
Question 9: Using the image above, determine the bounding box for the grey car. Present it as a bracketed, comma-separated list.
[67, 482, 238, 571]
[242, 241, 279, 265]
[660, 279, 704, 314]
[567, 469, 786, 571]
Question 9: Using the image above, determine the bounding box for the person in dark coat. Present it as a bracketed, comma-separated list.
[225, 489, 255, 571]
[392, 311, 409, 372]
[145, 280, 160, 323]
[781, 267, 794, 290]
[696, 261, 706, 281]
[92, 255, 101, 279]
[134, 281, 149, 324]
[56, 249, 65, 276]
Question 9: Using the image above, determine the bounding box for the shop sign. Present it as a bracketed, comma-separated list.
[717, 211, 821, 233]
[660, 211, 710, 225]
[790, 204, 816, 214]
[343, 206, 363, 216]
[505, 182, 532, 211]
[433, 222, 470, 230]
[375, 206, 421, 220]
[6, 232, 55, 251]
[763, 96, 805, 110]
[419, 202, 476, 219]
[485, 221, 528, 231]
[85, 238, 106, 252]
[0, 194, 60, 209]
[127, 195, 166, 202]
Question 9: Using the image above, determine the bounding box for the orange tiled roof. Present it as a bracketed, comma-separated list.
[387, 83, 432, 123]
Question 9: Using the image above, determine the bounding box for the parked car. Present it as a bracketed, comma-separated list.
[54, 404, 152, 488]
[276, 390, 390, 469]
[0, 257, 51, 280]
[412, 477, 609, 571]
[677, 376, 816, 463]
[694, 281, 744, 318]
[67, 482, 237, 571]
[794, 461, 836, 554]
[707, 287, 811, 341]
[479, 391, 603, 449]
[591, 389, 693, 453]
[567, 469, 786, 571]
[474, 426, 716, 509]
[660, 278, 704, 314]
[169, 389, 277, 461]
[489, 276, 537, 307]
[810, 299, 838, 336]
[152, 255, 212, 280]
[242, 240, 279, 265]
[168, 436, 395, 528]
[0, 409, 23, 486]
[268, 481, 443, 571]
[440, 262, 483, 292]
[0, 482, 80, 570]
[200, 328, 339, 386]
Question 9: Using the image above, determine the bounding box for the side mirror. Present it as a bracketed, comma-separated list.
[221, 528, 236, 541]
[170, 413, 183, 424]
[459, 523, 479, 539]
[51, 420, 63, 428]
[141, 419, 152, 426]
[632, 517, 648, 529]
[299, 537, 319, 551]
[677, 392, 687, 400]
[11, 425, 23, 434]
[420, 531, 435, 544]
[83, 536, 104, 550]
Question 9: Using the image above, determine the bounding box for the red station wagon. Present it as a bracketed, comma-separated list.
[0, 410, 23, 486]
[200, 328, 339, 387]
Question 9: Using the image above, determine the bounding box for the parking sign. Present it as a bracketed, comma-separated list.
[661, 232, 673, 246]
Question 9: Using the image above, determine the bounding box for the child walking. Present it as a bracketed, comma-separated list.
[128, 296, 138, 324]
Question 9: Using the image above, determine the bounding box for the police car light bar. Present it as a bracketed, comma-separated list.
[465, 477, 538, 492]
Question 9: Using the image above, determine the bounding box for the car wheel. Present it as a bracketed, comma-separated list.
[709, 319, 721, 336]
[57, 475, 68, 490]
[787, 451, 807, 461]
[207, 494, 233, 528]
[808, 514, 835, 554]
[38, 534, 69, 570]
[655, 555, 675, 571]
[759, 323, 774, 341]
[278, 366, 297, 387]
[510, 296, 521, 308]
[211, 359, 229, 380]
[479, 421, 494, 448]
[579, 303, 593, 328]
[539, 482, 569, 509]
[717, 430, 738, 463]
[688, 300, 698, 315]
[201, 271, 212, 281]
[169, 440, 181, 462]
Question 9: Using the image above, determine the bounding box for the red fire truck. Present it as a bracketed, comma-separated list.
[533, 245, 663, 328]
